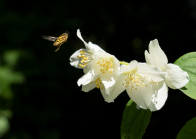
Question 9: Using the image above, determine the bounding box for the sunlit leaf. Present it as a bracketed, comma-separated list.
[0, 68, 24, 83]
[0, 109, 12, 119]
[3, 50, 22, 68]
[0, 67, 24, 99]
[0, 115, 9, 138]
[176, 117, 196, 139]
[121, 99, 151, 139]
[174, 52, 196, 99]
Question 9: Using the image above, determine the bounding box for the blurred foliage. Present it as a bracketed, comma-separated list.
[0, 50, 25, 138]
[0, 0, 196, 139]
[0, 50, 25, 99]
[0, 115, 9, 138]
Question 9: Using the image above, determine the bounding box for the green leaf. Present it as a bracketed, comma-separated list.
[174, 52, 196, 99]
[0, 109, 12, 119]
[0, 67, 25, 99]
[176, 117, 196, 139]
[121, 99, 151, 139]
[3, 50, 22, 68]
[0, 115, 9, 138]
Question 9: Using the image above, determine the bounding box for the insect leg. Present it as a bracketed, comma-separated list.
[55, 43, 62, 52]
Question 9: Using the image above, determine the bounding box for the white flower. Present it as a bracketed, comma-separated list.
[70, 29, 105, 70]
[70, 29, 120, 99]
[78, 51, 120, 99]
[145, 39, 189, 89]
[105, 60, 167, 111]
[144, 39, 189, 110]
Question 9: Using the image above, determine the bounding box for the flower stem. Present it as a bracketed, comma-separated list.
[119, 61, 129, 65]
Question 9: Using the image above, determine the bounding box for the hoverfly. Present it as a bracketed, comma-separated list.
[42, 32, 68, 52]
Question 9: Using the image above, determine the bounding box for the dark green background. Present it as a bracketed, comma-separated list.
[1, 0, 196, 138]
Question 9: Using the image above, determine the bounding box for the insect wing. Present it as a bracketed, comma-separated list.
[42, 35, 58, 41]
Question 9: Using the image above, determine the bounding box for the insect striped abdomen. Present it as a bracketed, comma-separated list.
[53, 33, 68, 46]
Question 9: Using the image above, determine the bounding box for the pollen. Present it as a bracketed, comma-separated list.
[80, 51, 85, 54]
[78, 50, 92, 68]
[94, 77, 104, 89]
[97, 59, 114, 74]
[125, 72, 149, 92]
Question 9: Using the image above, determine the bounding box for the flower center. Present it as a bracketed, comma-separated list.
[97, 59, 113, 74]
[122, 72, 159, 92]
[77, 50, 92, 68]
[93, 77, 104, 89]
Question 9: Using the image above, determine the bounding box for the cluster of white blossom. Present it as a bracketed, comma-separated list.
[70, 29, 189, 111]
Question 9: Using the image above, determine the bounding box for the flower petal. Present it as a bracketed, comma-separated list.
[77, 29, 89, 50]
[91, 51, 120, 76]
[126, 78, 154, 109]
[100, 87, 109, 100]
[145, 50, 154, 67]
[101, 76, 115, 91]
[77, 29, 104, 52]
[145, 39, 168, 71]
[105, 74, 126, 103]
[120, 60, 138, 74]
[82, 82, 96, 92]
[148, 81, 168, 111]
[88, 42, 105, 52]
[92, 51, 114, 59]
[165, 64, 189, 89]
[70, 48, 87, 69]
[83, 63, 92, 74]
[77, 72, 98, 86]
[137, 63, 166, 82]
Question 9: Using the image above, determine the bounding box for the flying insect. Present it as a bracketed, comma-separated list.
[42, 33, 68, 52]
